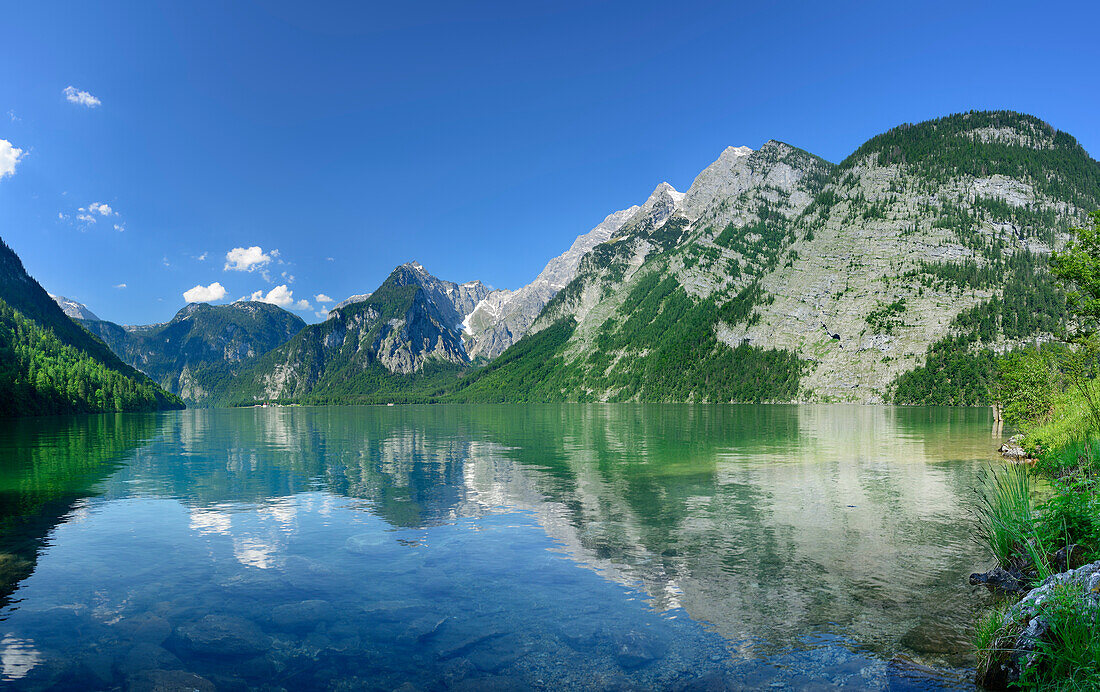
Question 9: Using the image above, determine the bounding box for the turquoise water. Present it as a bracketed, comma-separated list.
[0, 405, 1001, 689]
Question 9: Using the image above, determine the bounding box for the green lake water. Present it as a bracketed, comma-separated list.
[0, 404, 1002, 689]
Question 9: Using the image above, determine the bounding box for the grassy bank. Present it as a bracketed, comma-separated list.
[973, 379, 1100, 689]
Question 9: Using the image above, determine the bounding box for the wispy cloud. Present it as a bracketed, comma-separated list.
[0, 139, 24, 180]
[183, 282, 227, 303]
[88, 201, 115, 216]
[64, 86, 101, 108]
[113, 283, 127, 289]
[73, 201, 120, 226]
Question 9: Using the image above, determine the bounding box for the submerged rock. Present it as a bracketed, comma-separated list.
[174, 614, 271, 657]
[270, 599, 336, 631]
[969, 566, 1030, 597]
[345, 533, 389, 554]
[116, 613, 173, 645]
[613, 630, 668, 669]
[899, 621, 968, 655]
[127, 669, 216, 692]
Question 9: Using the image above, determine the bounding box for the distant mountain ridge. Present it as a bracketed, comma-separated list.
[219, 265, 476, 404]
[79, 301, 306, 405]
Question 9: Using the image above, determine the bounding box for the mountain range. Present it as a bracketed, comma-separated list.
[5, 110, 1098, 414]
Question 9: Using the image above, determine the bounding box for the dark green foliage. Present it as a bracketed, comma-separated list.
[892, 249, 1067, 404]
[0, 236, 182, 416]
[1052, 210, 1100, 332]
[0, 238, 145, 376]
[0, 298, 182, 415]
[908, 260, 999, 291]
[439, 319, 580, 403]
[439, 272, 805, 404]
[843, 111, 1100, 210]
[953, 254, 1065, 341]
[581, 272, 803, 402]
[996, 347, 1061, 427]
[713, 202, 794, 273]
[891, 335, 997, 405]
[866, 298, 907, 335]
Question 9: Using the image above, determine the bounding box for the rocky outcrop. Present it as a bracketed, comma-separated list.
[976, 560, 1100, 689]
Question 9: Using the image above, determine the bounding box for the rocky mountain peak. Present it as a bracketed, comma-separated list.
[49, 293, 101, 322]
[619, 182, 684, 234]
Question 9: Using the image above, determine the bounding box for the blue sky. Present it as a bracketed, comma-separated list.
[1, 0, 1098, 324]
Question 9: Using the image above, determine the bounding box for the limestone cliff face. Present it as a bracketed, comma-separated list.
[461, 206, 639, 360]
[507, 111, 1100, 403]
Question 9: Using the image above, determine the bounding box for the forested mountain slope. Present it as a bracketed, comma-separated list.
[0, 238, 183, 416]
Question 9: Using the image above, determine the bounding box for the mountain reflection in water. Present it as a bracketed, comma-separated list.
[0, 405, 997, 689]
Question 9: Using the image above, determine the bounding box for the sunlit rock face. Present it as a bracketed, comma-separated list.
[461, 206, 639, 360]
[497, 112, 1099, 403]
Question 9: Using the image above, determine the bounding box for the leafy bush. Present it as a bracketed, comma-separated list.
[997, 348, 1060, 428]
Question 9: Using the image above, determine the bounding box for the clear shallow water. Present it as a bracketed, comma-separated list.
[0, 404, 1002, 690]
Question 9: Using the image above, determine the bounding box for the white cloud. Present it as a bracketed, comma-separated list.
[113, 223, 124, 232]
[113, 283, 127, 289]
[315, 310, 330, 319]
[315, 294, 333, 303]
[77, 213, 95, 223]
[225, 246, 274, 272]
[58, 212, 67, 220]
[247, 284, 311, 310]
[197, 252, 208, 261]
[64, 86, 101, 108]
[0, 139, 24, 180]
[7, 111, 18, 122]
[183, 282, 227, 303]
[88, 202, 116, 216]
